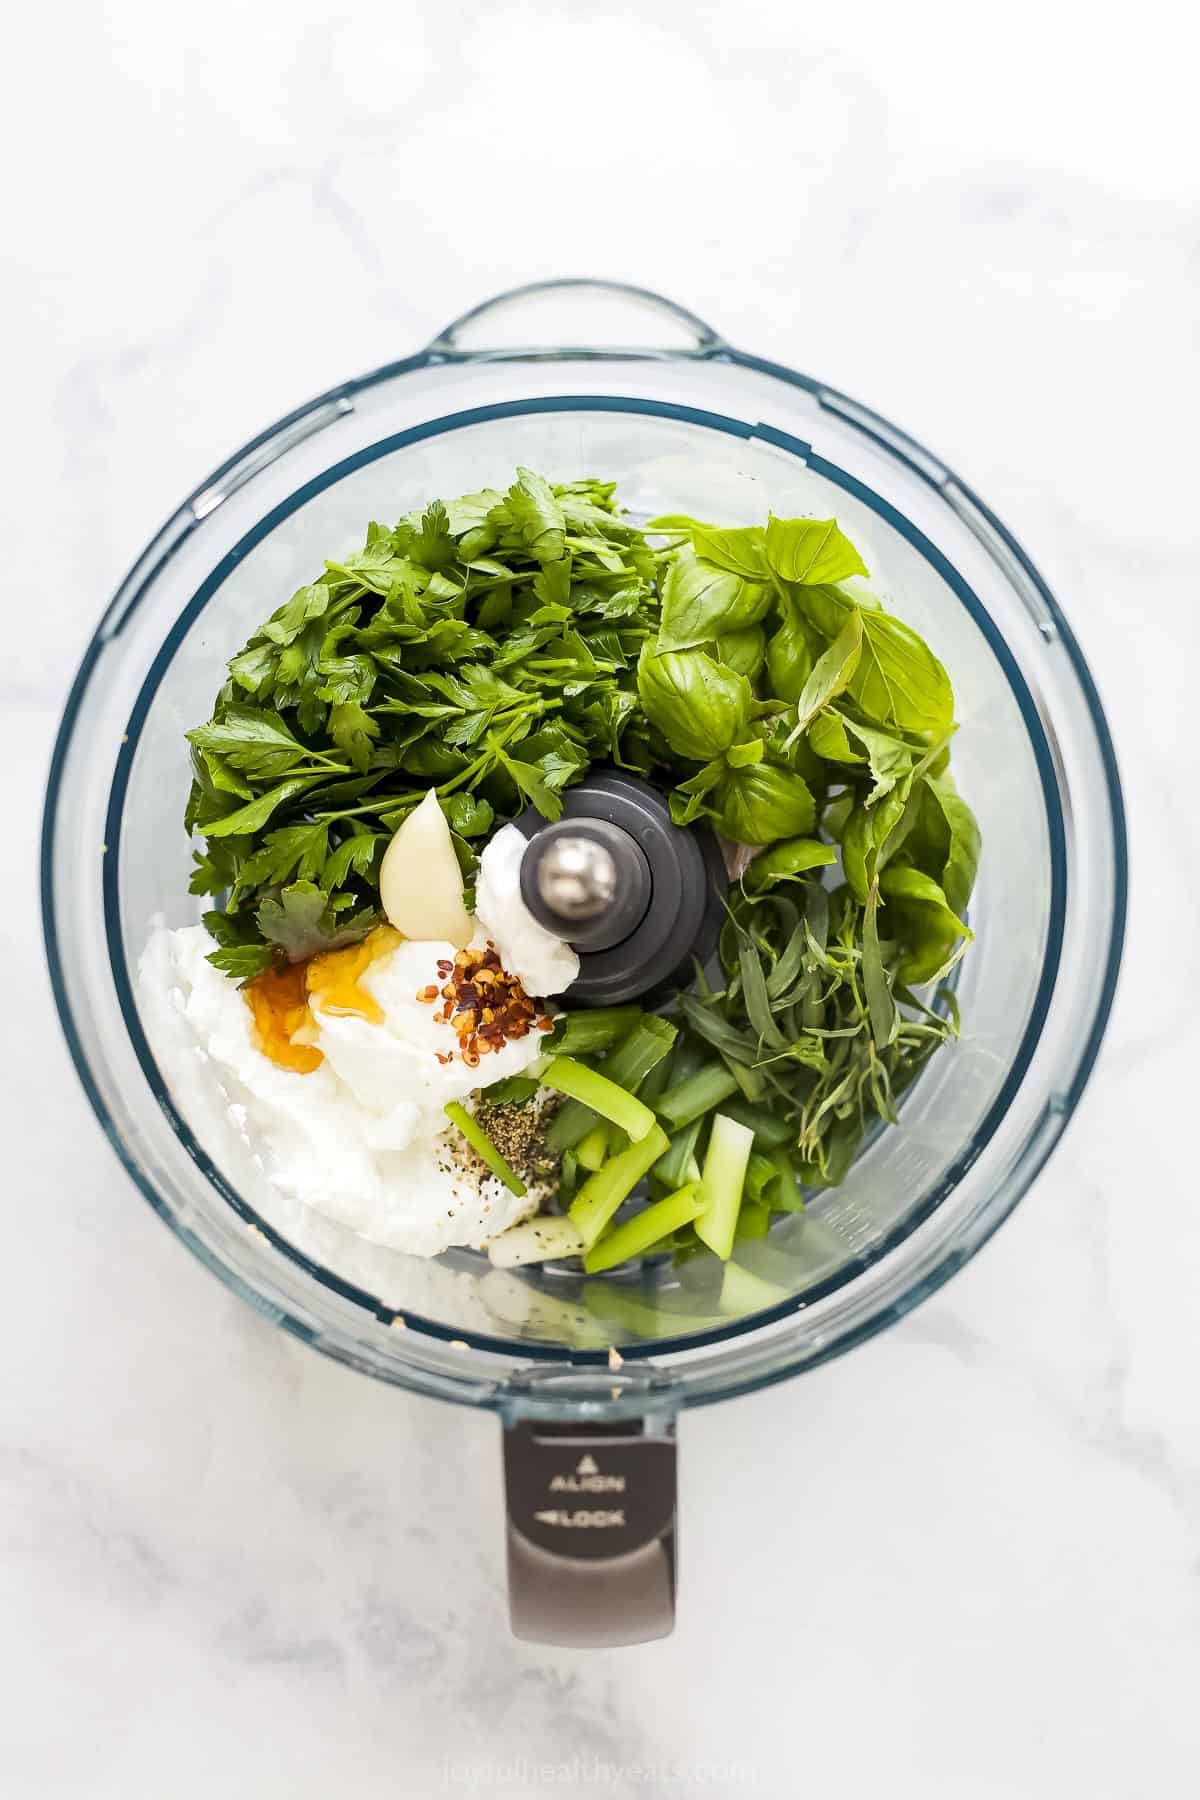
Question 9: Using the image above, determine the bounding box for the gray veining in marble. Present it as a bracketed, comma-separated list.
[3, 1, 1198, 1794]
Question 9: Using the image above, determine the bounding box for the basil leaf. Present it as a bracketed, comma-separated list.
[786, 611, 863, 740]
[757, 712, 826, 788]
[710, 624, 766, 681]
[822, 791, 855, 842]
[790, 584, 865, 636]
[657, 551, 770, 652]
[879, 864, 972, 985]
[715, 764, 816, 846]
[764, 596, 821, 702]
[834, 713, 919, 803]
[853, 613, 954, 735]
[689, 524, 771, 582]
[924, 772, 981, 916]
[669, 760, 725, 826]
[725, 739, 764, 770]
[841, 783, 915, 901]
[834, 802, 874, 900]
[765, 517, 868, 585]
[808, 711, 867, 764]
[743, 838, 837, 892]
[644, 513, 713, 532]
[792, 587, 954, 735]
[637, 644, 751, 762]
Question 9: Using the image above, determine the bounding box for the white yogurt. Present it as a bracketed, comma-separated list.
[138, 925, 547, 1257]
[474, 823, 580, 997]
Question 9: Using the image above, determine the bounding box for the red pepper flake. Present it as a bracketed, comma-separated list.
[428, 943, 552, 1067]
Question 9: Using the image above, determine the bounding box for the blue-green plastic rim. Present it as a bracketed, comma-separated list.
[41, 324, 1127, 1406]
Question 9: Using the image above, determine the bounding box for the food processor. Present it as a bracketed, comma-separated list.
[41, 279, 1126, 1646]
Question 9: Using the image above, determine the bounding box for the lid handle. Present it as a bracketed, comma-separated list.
[428, 278, 725, 356]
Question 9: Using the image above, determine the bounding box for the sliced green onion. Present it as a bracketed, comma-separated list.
[769, 1148, 805, 1213]
[544, 1019, 677, 1152]
[576, 1122, 610, 1172]
[734, 1198, 771, 1240]
[487, 1215, 586, 1268]
[568, 1125, 670, 1249]
[653, 1118, 705, 1189]
[745, 1151, 780, 1207]
[656, 1062, 739, 1131]
[719, 1101, 793, 1149]
[718, 1260, 790, 1316]
[601, 1124, 631, 1159]
[547, 1006, 642, 1056]
[605, 1048, 673, 1153]
[605, 1019, 679, 1096]
[584, 1183, 706, 1274]
[443, 1101, 526, 1198]
[581, 1280, 722, 1339]
[480, 1074, 539, 1107]
[542, 1056, 657, 1145]
[635, 1050, 675, 1111]
[695, 1112, 755, 1260]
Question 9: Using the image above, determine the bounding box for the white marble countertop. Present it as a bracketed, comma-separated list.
[3, 2, 1197, 1794]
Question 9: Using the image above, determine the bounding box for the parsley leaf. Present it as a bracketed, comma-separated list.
[256, 882, 378, 961]
[207, 943, 275, 983]
[497, 468, 566, 562]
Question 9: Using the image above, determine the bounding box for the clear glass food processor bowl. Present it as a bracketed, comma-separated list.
[42, 281, 1126, 1421]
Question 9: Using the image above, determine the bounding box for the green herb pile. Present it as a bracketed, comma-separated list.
[186, 468, 979, 1208]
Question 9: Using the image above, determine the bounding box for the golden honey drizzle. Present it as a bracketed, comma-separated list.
[244, 925, 402, 1072]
